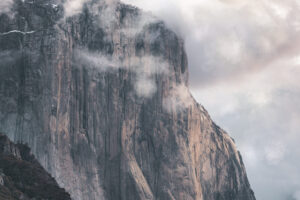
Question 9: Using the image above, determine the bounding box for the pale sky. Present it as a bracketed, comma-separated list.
[121, 0, 300, 199]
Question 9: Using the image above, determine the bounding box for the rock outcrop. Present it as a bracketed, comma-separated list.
[0, 0, 256, 199]
[0, 133, 71, 200]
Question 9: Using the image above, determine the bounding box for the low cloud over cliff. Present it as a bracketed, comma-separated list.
[0, 0, 13, 14]
[75, 49, 169, 98]
[122, 0, 300, 199]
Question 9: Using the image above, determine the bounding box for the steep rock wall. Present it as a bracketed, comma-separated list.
[0, 0, 255, 200]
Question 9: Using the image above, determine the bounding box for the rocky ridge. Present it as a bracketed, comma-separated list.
[0, 133, 71, 200]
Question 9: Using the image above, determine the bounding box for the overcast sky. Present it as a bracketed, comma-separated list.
[121, 0, 300, 199]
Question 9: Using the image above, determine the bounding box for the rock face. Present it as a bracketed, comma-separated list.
[0, 133, 71, 200]
[0, 0, 256, 200]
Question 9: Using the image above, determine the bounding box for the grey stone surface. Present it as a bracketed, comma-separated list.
[0, 0, 255, 199]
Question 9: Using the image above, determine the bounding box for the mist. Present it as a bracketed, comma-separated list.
[75, 49, 169, 98]
[63, 0, 91, 17]
[163, 84, 193, 113]
[0, 0, 13, 14]
[121, 0, 300, 199]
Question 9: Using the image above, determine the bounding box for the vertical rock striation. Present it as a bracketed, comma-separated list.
[0, 0, 255, 199]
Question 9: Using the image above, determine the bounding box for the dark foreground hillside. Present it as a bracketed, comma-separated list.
[0, 133, 71, 200]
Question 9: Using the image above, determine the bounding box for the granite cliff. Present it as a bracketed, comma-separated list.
[0, 0, 255, 199]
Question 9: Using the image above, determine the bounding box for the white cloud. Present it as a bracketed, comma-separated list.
[123, 0, 300, 86]
[75, 49, 169, 98]
[129, 56, 169, 98]
[121, 0, 300, 199]
[75, 49, 120, 71]
[63, 0, 121, 17]
[264, 141, 286, 165]
[191, 61, 300, 199]
[163, 84, 193, 113]
[134, 77, 156, 98]
[240, 145, 261, 168]
[0, 0, 13, 14]
[293, 191, 300, 200]
[63, 0, 86, 17]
